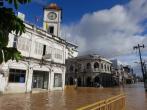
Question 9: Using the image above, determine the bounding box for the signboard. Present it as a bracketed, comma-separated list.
[18, 12, 25, 21]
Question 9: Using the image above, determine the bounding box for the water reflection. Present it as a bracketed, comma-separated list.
[0, 83, 146, 110]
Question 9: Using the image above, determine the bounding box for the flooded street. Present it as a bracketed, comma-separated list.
[124, 83, 147, 110]
[0, 83, 147, 110]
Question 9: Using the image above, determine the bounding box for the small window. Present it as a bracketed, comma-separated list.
[48, 26, 54, 34]
[9, 69, 26, 83]
[13, 36, 17, 48]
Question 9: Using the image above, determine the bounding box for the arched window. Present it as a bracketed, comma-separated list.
[110, 66, 112, 71]
[69, 65, 74, 72]
[101, 63, 103, 69]
[87, 63, 91, 69]
[78, 64, 82, 71]
[69, 77, 74, 85]
[94, 62, 99, 68]
[107, 65, 109, 71]
[105, 64, 107, 71]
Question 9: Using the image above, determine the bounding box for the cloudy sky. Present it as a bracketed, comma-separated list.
[60, 0, 147, 76]
[5, 0, 147, 76]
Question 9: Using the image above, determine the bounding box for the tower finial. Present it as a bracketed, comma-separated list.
[45, 3, 61, 10]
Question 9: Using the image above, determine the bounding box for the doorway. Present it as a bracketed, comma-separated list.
[86, 77, 92, 87]
[54, 73, 62, 87]
[32, 71, 49, 89]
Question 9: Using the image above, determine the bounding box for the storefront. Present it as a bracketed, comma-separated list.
[54, 73, 62, 87]
[32, 71, 49, 89]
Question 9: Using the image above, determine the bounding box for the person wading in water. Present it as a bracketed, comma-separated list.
[74, 78, 78, 89]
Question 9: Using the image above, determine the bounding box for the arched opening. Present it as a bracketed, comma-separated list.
[86, 63, 91, 69]
[86, 77, 92, 87]
[94, 76, 100, 87]
[69, 65, 74, 72]
[94, 62, 99, 69]
[101, 63, 103, 69]
[107, 65, 109, 71]
[69, 77, 74, 85]
[78, 77, 82, 86]
[104, 64, 107, 71]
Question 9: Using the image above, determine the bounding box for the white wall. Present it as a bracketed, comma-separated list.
[2, 21, 77, 93]
[0, 74, 6, 93]
[8, 28, 66, 65]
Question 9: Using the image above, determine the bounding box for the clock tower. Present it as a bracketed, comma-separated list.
[43, 3, 62, 37]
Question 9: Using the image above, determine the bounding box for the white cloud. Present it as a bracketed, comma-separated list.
[127, 0, 147, 22]
[61, 0, 147, 75]
[61, 1, 147, 57]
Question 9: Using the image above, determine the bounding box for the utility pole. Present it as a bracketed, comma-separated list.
[133, 44, 147, 91]
[133, 44, 145, 80]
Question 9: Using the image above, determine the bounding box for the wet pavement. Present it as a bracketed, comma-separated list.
[0, 83, 147, 110]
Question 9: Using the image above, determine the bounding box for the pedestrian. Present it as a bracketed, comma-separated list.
[74, 78, 78, 89]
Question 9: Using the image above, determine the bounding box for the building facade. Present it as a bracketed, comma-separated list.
[0, 3, 78, 93]
[66, 54, 115, 87]
[111, 59, 135, 85]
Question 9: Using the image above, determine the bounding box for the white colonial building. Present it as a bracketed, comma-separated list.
[0, 3, 78, 93]
[66, 54, 115, 87]
[111, 59, 135, 85]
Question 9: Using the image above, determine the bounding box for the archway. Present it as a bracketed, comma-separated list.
[69, 77, 74, 85]
[94, 62, 99, 69]
[87, 63, 91, 70]
[86, 77, 92, 87]
[78, 77, 82, 86]
[94, 76, 100, 87]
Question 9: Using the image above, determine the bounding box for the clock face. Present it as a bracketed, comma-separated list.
[47, 12, 57, 20]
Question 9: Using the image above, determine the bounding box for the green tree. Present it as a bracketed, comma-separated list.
[0, 0, 31, 64]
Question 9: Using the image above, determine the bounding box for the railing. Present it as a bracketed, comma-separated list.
[77, 94, 126, 110]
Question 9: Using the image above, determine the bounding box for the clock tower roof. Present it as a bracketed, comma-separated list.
[44, 3, 61, 10]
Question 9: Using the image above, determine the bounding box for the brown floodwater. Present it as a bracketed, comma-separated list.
[0, 83, 146, 110]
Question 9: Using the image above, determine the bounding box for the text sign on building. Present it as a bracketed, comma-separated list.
[18, 12, 25, 21]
